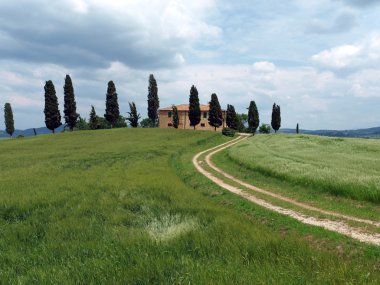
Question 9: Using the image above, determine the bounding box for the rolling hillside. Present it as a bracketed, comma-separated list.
[0, 129, 379, 283]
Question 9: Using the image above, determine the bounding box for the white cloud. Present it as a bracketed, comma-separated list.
[252, 61, 276, 73]
[311, 44, 362, 68]
[311, 33, 380, 69]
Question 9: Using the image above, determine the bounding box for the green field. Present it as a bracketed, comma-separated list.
[0, 129, 380, 284]
[228, 134, 380, 203]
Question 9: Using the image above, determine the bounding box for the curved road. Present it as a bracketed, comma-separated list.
[193, 135, 380, 246]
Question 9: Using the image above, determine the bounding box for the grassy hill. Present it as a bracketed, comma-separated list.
[0, 129, 379, 284]
[227, 134, 380, 203]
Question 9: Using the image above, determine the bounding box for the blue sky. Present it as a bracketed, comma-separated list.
[1, 0, 380, 130]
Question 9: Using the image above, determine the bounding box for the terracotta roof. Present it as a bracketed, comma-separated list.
[160, 104, 210, 112]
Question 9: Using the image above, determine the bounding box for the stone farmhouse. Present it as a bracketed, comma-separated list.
[159, 104, 226, 131]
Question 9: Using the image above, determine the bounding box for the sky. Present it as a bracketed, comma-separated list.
[1, 0, 380, 130]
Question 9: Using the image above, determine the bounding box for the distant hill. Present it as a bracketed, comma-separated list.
[0, 125, 65, 138]
[280, 127, 380, 139]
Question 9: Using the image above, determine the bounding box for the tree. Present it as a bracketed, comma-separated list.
[115, 115, 127, 128]
[247, 101, 259, 134]
[226, 104, 239, 130]
[296, 123, 299, 134]
[4, 103, 14, 137]
[208, 93, 223, 131]
[259, 123, 271, 134]
[63, 75, 79, 131]
[140, 118, 150, 128]
[76, 116, 89, 130]
[271, 103, 281, 133]
[189, 85, 201, 130]
[147, 74, 159, 127]
[127, 102, 141, 128]
[237, 113, 248, 133]
[44, 80, 62, 133]
[97, 117, 109, 129]
[104, 80, 119, 128]
[172, 105, 179, 129]
[89, 105, 99, 130]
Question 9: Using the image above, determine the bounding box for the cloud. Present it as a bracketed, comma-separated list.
[1, 58, 380, 130]
[0, 0, 220, 69]
[311, 33, 380, 69]
[337, 0, 380, 7]
[306, 11, 357, 34]
[252, 61, 277, 73]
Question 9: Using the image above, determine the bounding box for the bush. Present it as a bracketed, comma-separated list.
[259, 124, 271, 134]
[222, 127, 236, 137]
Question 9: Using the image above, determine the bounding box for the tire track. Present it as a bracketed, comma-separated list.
[193, 135, 380, 245]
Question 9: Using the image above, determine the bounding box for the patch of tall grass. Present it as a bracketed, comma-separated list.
[228, 134, 380, 203]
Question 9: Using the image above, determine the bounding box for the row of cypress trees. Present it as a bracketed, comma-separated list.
[43, 74, 160, 133]
[3, 74, 280, 136]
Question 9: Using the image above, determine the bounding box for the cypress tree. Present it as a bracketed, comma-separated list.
[89, 105, 99, 130]
[4, 103, 15, 137]
[104, 80, 119, 128]
[172, 105, 179, 129]
[147, 74, 159, 127]
[208, 93, 223, 131]
[189, 85, 201, 130]
[127, 102, 141, 128]
[271, 103, 281, 133]
[296, 123, 299, 134]
[44, 80, 62, 133]
[247, 101, 259, 134]
[63, 75, 79, 131]
[226, 104, 239, 130]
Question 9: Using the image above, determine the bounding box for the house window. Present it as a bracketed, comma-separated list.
[168, 111, 172, 118]
[203, 112, 207, 118]
[201, 123, 205, 127]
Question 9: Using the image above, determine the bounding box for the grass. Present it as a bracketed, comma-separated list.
[227, 134, 380, 203]
[0, 129, 379, 284]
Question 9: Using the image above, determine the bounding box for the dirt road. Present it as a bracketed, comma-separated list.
[193, 135, 380, 246]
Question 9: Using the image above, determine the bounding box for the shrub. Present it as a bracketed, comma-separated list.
[222, 127, 236, 137]
[259, 124, 271, 134]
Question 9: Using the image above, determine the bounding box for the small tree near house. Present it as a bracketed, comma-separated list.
[226, 104, 239, 130]
[208, 93, 223, 131]
[189, 85, 201, 130]
[172, 105, 179, 129]
[147, 74, 159, 127]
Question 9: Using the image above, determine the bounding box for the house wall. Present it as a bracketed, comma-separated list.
[159, 110, 226, 131]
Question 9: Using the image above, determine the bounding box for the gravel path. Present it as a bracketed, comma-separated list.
[193, 135, 380, 246]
